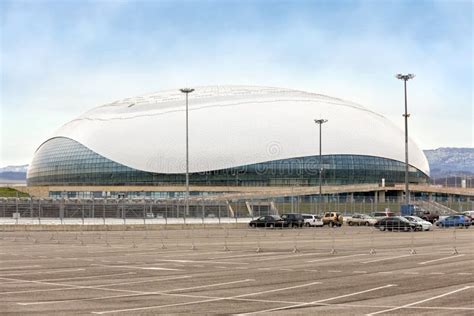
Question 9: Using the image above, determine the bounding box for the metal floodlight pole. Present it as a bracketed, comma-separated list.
[180, 88, 195, 220]
[396, 74, 415, 205]
[314, 119, 328, 209]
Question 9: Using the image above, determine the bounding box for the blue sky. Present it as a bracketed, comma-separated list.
[1, 0, 472, 166]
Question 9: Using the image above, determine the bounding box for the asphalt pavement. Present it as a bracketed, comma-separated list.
[1, 225, 473, 315]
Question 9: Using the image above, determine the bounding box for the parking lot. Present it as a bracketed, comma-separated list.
[1, 225, 473, 315]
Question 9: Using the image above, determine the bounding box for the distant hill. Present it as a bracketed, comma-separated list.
[0, 165, 28, 184]
[423, 147, 474, 178]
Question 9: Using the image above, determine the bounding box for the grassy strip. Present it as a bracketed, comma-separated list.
[0, 187, 30, 197]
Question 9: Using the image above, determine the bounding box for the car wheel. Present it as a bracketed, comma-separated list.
[305, 222, 311, 227]
[268, 223, 274, 229]
[250, 223, 256, 228]
[330, 222, 334, 228]
[365, 221, 369, 226]
[379, 226, 385, 231]
[348, 221, 353, 226]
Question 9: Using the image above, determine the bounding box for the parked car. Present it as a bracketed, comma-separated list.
[436, 215, 471, 228]
[281, 213, 304, 228]
[459, 211, 474, 221]
[403, 215, 432, 231]
[249, 215, 285, 228]
[372, 211, 395, 219]
[413, 209, 439, 223]
[374, 216, 421, 231]
[302, 214, 324, 227]
[145, 212, 155, 218]
[347, 214, 377, 226]
[322, 212, 343, 227]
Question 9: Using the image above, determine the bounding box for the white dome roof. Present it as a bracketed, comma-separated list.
[50, 85, 430, 175]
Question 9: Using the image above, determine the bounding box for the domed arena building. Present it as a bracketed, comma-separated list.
[27, 86, 429, 197]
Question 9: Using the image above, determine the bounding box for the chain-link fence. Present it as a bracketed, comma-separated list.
[0, 196, 472, 225]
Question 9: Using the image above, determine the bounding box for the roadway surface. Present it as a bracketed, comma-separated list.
[1, 226, 473, 315]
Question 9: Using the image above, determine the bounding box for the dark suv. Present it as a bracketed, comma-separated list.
[414, 210, 439, 223]
[280, 213, 304, 228]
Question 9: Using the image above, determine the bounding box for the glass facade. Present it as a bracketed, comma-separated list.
[28, 137, 429, 187]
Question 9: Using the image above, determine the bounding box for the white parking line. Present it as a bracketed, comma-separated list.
[236, 284, 397, 315]
[0, 272, 137, 284]
[209, 252, 279, 260]
[0, 268, 86, 276]
[1, 275, 191, 295]
[366, 286, 472, 315]
[157, 259, 249, 265]
[91, 264, 181, 271]
[0, 265, 41, 270]
[256, 253, 324, 261]
[307, 254, 366, 263]
[418, 254, 465, 265]
[92, 281, 322, 314]
[19, 279, 253, 305]
[292, 301, 474, 311]
[361, 254, 412, 264]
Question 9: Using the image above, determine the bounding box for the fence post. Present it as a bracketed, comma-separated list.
[59, 198, 64, 225]
[143, 201, 146, 226]
[38, 199, 41, 225]
[92, 198, 95, 222]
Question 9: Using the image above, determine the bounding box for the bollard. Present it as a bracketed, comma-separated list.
[409, 230, 417, 255]
[452, 229, 458, 255]
[105, 229, 111, 247]
[223, 234, 230, 251]
[161, 239, 167, 249]
[369, 229, 376, 255]
[256, 231, 262, 253]
[329, 230, 337, 254]
[313, 229, 317, 251]
[56, 231, 60, 244]
[292, 233, 300, 253]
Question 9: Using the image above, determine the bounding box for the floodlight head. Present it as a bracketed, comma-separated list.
[396, 73, 416, 81]
[180, 88, 195, 94]
[314, 119, 328, 125]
